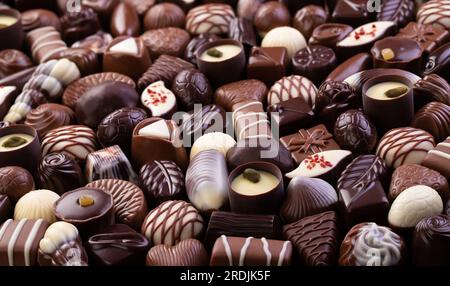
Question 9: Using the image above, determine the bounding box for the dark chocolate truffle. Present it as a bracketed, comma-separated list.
[0, 166, 34, 203]
[293, 5, 328, 40]
[60, 7, 100, 45]
[292, 45, 337, 86]
[0, 49, 33, 79]
[253, 1, 291, 37]
[172, 69, 212, 110]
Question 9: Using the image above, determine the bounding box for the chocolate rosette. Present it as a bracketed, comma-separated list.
[25, 103, 75, 139]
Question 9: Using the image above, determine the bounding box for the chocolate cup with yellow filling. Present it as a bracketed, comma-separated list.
[228, 161, 284, 215]
[196, 39, 246, 88]
[131, 117, 188, 171]
[0, 9, 25, 51]
[0, 124, 40, 176]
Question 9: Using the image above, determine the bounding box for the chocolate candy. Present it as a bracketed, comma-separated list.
[48, 47, 100, 77]
[139, 160, 185, 205]
[186, 150, 229, 212]
[281, 177, 337, 223]
[226, 138, 295, 174]
[292, 45, 337, 86]
[143, 3, 185, 30]
[309, 23, 353, 49]
[397, 22, 449, 54]
[141, 27, 190, 60]
[124, 0, 154, 16]
[14, 189, 60, 223]
[24, 103, 75, 139]
[190, 132, 236, 160]
[204, 211, 281, 250]
[334, 109, 377, 155]
[325, 53, 372, 82]
[87, 224, 149, 266]
[138, 55, 194, 92]
[110, 2, 140, 37]
[417, 0, 450, 31]
[261, 26, 307, 59]
[0, 219, 49, 266]
[228, 17, 257, 51]
[103, 36, 151, 82]
[21, 9, 61, 32]
[141, 200, 204, 246]
[332, 0, 374, 27]
[253, 1, 290, 37]
[247, 47, 288, 87]
[85, 145, 138, 183]
[0, 49, 33, 79]
[63, 72, 135, 109]
[237, 0, 264, 21]
[377, 0, 415, 27]
[38, 153, 84, 195]
[0, 166, 34, 203]
[210, 235, 292, 266]
[412, 215, 450, 266]
[146, 239, 208, 266]
[41, 125, 98, 164]
[27, 26, 67, 64]
[422, 136, 450, 179]
[232, 100, 271, 141]
[423, 42, 450, 82]
[286, 150, 352, 185]
[268, 75, 318, 108]
[75, 81, 139, 129]
[185, 3, 235, 35]
[54, 187, 115, 238]
[267, 97, 315, 136]
[0, 8, 25, 51]
[414, 74, 450, 108]
[293, 5, 328, 40]
[80, 0, 119, 26]
[412, 102, 450, 143]
[180, 104, 226, 142]
[371, 36, 423, 74]
[339, 222, 405, 266]
[60, 7, 100, 45]
[184, 33, 220, 65]
[389, 164, 449, 203]
[338, 155, 389, 227]
[280, 124, 340, 165]
[0, 194, 11, 224]
[97, 107, 147, 153]
[314, 80, 359, 130]
[172, 69, 212, 111]
[38, 221, 88, 266]
[140, 80, 177, 119]
[132, 118, 188, 170]
[0, 86, 18, 120]
[214, 79, 267, 111]
[86, 179, 148, 231]
[388, 185, 443, 229]
[283, 211, 339, 266]
[376, 127, 435, 169]
[71, 31, 113, 55]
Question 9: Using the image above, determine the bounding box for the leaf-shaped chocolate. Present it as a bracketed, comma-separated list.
[283, 211, 339, 266]
[377, 0, 415, 27]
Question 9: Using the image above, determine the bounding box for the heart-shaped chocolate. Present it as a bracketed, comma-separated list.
[146, 239, 208, 266]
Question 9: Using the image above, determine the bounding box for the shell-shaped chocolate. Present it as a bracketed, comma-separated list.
[339, 222, 405, 266]
[25, 103, 75, 139]
[417, 0, 450, 31]
[86, 179, 148, 231]
[141, 200, 204, 246]
[41, 125, 98, 163]
[280, 177, 337, 223]
[412, 102, 450, 143]
[146, 239, 208, 266]
[139, 160, 185, 204]
[0, 49, 33, 78]
[0, 166, 35, 203]
[268, 75, 318, 108]
[14, 190, 60, 223]
[186, 4, 235, 35]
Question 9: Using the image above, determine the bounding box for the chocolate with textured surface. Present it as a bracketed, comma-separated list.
[0, 166, 34, 203]
[397, 22, 449, 54]
[412, 102, 450, 142]
[413, 74, 450, 108]
[0, 50, 33, 79]
[146, 239, 208, 266]
[185, 3, 235, 35]
[180, 104, 226, 142]
[292, 45, 337, 86]
[172, 69, 212, 111]
[24, 103, 75, 139]
[214, 79, 267, 111]
[60, 7, 100, 45]
[268, 75, 318, 108]
[377, 0, 415, 27]
[143, 3, 185, 30]
[283, 211, 339, 266]
[417, 0, 450, 31]
[141, 27, 190, 60]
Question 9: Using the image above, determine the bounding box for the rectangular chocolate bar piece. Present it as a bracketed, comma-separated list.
[247, 47, 287, 87]
[422, 136, 450, 179]
[232, 100, 272, 141]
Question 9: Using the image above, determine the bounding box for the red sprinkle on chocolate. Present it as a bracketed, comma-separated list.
[305, 154, 332, 170]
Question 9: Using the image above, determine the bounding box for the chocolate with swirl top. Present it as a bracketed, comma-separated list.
[0, 50, 33, 79]
[413, 74, 450, 109]
[60, 7, 100, 45]
[25, 103, 75, 139]
[412, 215, 450, 266]
[21, 9, 61, 32]
[38, 153, 84, 195]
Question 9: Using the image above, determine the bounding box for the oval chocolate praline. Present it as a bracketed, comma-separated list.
[21, 9, 61, 32]
[253, 1, 291, 37]
[172, 69, 213, 110]
[143, 3, 185, 30]
[25, 103, 75, 139]
[309, 23, 353, 49]
[0, 49, 33, 79]
[293, 5, 328, 40]
[0, 166, 34, 203]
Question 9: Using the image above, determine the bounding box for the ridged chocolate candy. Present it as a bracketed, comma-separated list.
[143, 3, 185, 30]
[172, 69, 212, 110]
[24, 103, 75, 139]
[412, 102, 450, 143]
[413, 74, 450, 108]
[146, 239, 208, 266]
[185, 3, 235, 35]
[0, 166, 34, 203]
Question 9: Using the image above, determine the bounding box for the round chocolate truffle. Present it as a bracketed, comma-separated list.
[237, 0, 264, 21]
[141, 27, 191, 60]
[253, 2, 291, 37]
[293, 5, 328, 40]
[0, 49, 33, 79]
[24, 103, 75, 139]
[38, 153, 85, 195]
[139, 160, 185, 205]
[0, 166, 34, 203]
[292, 45, 337, 86]
[14, 189, 60, 223]
[97, 107, 147, 153]
[172, 69, 213, 110]
[143, 3, 185, 30]
[184, 33, 220, 65]
[334, 109, 377, 155]
[339, 222, 405, 266]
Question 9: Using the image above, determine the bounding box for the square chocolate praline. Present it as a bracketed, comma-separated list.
[280, 124, 340, 164]
[247, 47, 287, 87]
[397, 22, 450, 55]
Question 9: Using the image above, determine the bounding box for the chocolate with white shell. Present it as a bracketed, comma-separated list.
[261, 26, 307, 60]
[232, 100, 271, 141]
[14, 189, 60, 224]
[417, 0, 450, 31]
[47, 47, 100, 77]
[268, 75, 318, 108]
[0, 86, 17, 120]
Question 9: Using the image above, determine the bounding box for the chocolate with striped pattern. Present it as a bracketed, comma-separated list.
[26, 26, 67, 64]
[422, 136, 450, 179]
[411, 102, 450, 143]
[267, 75, 318, 108]
[146, 239, 208, 266]
[232, 100, 271, 141]
[417, 0, 450, 31]
[185, 4, 235, 35]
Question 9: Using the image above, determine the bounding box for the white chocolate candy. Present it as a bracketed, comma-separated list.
[109, 37, 138, 55]
[39, 222, 79, 255]
[262, 26, 307, 59]
[190, 132, 236, 160]
[0, 86, 16, 106]
[417, 0, 450, 31]
[14, 190, 60, 224]
[267, 75, 318, 107]
[140, 81, 177, 118]
[138, 119, 172, 140]
[365, 82, 409, 100]
[337, 21, 396, 48]
[388, 185, 443, 228]
[200, 44, 242, 62]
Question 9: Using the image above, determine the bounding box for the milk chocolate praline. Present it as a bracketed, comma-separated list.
[0, 166, 34, 203]
[0, 8, 25, 51]
[25, 103, 75, 139]
[0, 49, 33, 79]
[293, 5, 328, 40]
[143, 3, 185, 30]
[253, 2, 291, 37]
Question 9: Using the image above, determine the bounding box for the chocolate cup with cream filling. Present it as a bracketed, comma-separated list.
[228, 161, 284, 215]
[0, 9, 25, 51]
